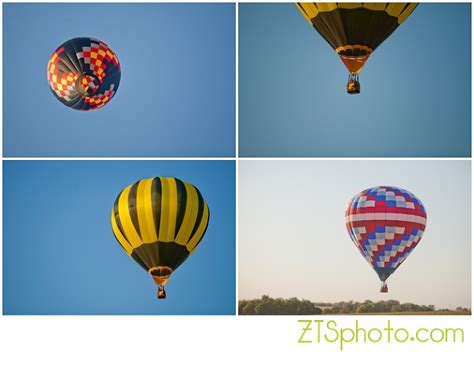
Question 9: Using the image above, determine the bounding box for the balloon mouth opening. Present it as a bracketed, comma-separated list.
[149, 266, 173, 286]
[339, 54, 370, 74]
[76, 74, 99, 96]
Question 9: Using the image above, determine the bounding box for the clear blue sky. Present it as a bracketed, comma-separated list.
[3, 160, 236, 315]
[3, 3, 235, 157]
[239, 160, 471, 309]
[239, 3, 471, 157]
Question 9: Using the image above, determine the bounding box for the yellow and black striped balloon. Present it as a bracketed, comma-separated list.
[296, 3, 417, 73]
[111, 177, 210, 291]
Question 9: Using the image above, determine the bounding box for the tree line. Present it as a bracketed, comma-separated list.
[239, 295, 322, 315]
[239, 296, 471, 315]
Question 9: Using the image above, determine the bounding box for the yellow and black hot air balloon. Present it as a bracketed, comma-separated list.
[111, 177, 210, 299]
[296, 3, 417, 94]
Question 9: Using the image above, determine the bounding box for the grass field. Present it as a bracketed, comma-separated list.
[326, 311, 471, 315]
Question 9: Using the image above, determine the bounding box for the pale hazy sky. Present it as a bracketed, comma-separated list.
[239, 160, 471, 309]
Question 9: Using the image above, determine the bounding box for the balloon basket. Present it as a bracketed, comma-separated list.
[347, 73, 360, 94]
[157, 286, 167, 299]
[380, 282, 388, 293]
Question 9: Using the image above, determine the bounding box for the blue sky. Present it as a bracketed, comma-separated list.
[239, 160, 471, 309]
[3, 3, 235, 157]
[3, 160, 236, 315]
[239, 3, 471, 157]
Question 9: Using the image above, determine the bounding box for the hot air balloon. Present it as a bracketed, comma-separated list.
[296, 3, 417, 94]
[111, 177, 210, 299]
[47, 37, 121, 110]
[345, 186, 426, 292]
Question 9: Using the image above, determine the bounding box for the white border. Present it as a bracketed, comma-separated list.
[0, 1, 473, 364]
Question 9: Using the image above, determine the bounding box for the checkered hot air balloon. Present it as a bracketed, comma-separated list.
[47, 37, 121, 110]
[345, 186, 427, 293]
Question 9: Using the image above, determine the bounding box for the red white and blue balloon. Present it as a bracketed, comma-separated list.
[345, 186, 427, 290]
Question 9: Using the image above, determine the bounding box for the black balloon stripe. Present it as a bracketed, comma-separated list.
[174, 178, 187, 237]
[127, 181, 141, 239]
[151, 178, 162, 241]
[190, 187, 205, 241]
[190, 205, 210, 252]
[113, 192, 129, 244]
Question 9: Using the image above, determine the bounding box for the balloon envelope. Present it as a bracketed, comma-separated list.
[111, 177, 210, 296]
[345, 186, 426, 285]
[296, 3, 417, 73]
[47, 37, 121, 110]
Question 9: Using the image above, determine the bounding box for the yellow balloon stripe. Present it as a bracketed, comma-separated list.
[386, 3, 408, 17]
[110, 210, 133, 255]
[398, 3, 417, 24]
[175, 183, 200, 245]
[363, 3, 387, 11]
[304, 3, 320, 17]
[136, 178, 158, 243]
[187, 203, 210, 253]
[337, 3, 361, 10]
[135, 180, 150, 242]
[300, 3, 415, 20]
[295, 3, 315, 24]
[158, 177, 178, 242]
[118, 185, 142, 248]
